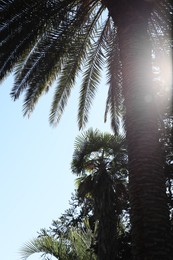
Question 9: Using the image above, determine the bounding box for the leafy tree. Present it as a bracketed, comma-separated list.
[0, 1, 172, 259]
[71, 128, 129, 259]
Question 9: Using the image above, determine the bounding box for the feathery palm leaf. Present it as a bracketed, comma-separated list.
[104, 24, 124, 133]
[20, 236, 66, 260]
[78, 12, 108, 128]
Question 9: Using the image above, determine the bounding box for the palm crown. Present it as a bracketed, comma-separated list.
[0, 0, 171, 131]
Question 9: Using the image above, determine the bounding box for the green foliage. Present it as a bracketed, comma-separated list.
[71, 128, 129, 259]
[20, 128, 132, 259]
[20, 218, 97, 260]
[1, 1, 171, 131]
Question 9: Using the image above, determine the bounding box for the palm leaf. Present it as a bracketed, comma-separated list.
[0, 0, 69, 80]
[11, 2, 86, 113]
[104, 21, 124, 134]
[49, 3, 104, 126]
[71, 128, 126, 175]
[70, 220, 96, 260]
[78, 9, 108, 129]
[20, 236, 61, 260]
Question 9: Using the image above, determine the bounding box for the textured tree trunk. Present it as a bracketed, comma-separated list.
[94, 171, 118, 260]
[105, 3, 172, 260]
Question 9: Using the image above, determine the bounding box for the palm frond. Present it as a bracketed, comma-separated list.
[78, 9, 108, 129]
[70, 220, 96, 259]
[49, 3, 104, 126]
[8, 0, 105, 118]
[20, 236, 60, 260]
[10, 2, 86, 114]
[0, 0, 69, 80]
[104, 22, 124, 134]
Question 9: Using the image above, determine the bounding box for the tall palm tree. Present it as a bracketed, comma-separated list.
[0, 1, 172, 259]
[72, 128, 128, 259]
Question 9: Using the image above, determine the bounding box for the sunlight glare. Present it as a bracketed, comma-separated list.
[153, 51, 172, 114]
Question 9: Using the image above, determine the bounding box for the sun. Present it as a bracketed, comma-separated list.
[152, 51, 172, 114]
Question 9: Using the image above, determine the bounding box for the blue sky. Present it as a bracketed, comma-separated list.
[0, 75, 111, 260]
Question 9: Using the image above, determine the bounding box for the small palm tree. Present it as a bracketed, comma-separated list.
[20, 235, 71, 260]
[20, 219, 96, 260]
[72, 128, 128, 259]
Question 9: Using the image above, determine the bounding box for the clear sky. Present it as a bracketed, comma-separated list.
[0, 74, 111, 260]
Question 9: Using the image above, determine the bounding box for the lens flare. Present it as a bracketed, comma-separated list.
[153, 50, 172, 115]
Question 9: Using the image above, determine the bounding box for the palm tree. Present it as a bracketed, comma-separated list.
[0, 1, 172, 259]
[72, 128, 128, 259]
[20, 219, 96, 260]
[20, 235, 72, 260]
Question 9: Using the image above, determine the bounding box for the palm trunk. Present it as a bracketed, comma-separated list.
[95, 171, 118, 260]
[106, 5, 172, 260]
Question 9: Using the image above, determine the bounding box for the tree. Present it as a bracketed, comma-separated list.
[71, 128, 128, 259]
[0, 1, 172, 259]
[161, 112, 173, 226]
[20, 128, 131, 260]
[20, 218, 97, 260]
